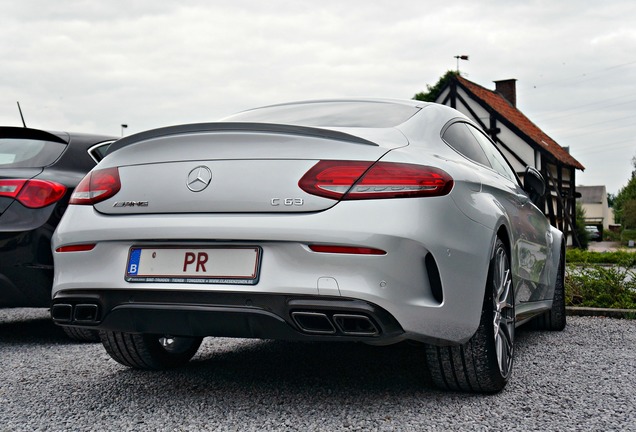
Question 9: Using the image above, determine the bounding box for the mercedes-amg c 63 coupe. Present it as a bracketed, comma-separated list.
[51, 99, 565, 392]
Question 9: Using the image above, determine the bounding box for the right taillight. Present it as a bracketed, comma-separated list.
[299, 160, 453, 200]
[70, 167, 121, 205]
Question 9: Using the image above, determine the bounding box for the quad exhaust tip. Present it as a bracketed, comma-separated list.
[74, 304, 99, 323]
[333, 314, 379, 336]
[291, 311, 379, 336]
[51, 303, 99, 324]
[291, 312, 336, 334]
[51, 304, 73, 322]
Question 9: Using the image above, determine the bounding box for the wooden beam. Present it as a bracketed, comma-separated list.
[546, 168, 581, 248]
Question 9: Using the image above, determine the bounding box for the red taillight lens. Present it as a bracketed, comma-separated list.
[309, 245, 386, 255]
[70, 167, 121, 205]
[0, 179, 67, 208]
[299, 160, 454, 200]
[298, 161, 374, 199]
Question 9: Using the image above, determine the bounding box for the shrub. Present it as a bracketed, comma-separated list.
[565, 264, 636, 309]
[603, 229, 622, 242]
[566, 249, 636, 266]
[622, 229, 636, 246]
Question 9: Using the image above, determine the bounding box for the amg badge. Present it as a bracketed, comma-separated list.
[113, 201, 149, 207]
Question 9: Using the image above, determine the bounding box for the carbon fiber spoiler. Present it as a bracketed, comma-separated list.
[106, 122, 378, 155]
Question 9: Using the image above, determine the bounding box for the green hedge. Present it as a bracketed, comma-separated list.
[566, 264, 636, 309]
[566, 249, 636, 266]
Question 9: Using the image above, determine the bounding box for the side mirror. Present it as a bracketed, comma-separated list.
[523, 166, 545, 206]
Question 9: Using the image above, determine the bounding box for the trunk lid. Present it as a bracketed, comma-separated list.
[94, 125, 408, 214]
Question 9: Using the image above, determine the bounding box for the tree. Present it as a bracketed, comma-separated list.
[622, 200, 636, 229]
[575, 201, 589, 250]
[413, 70, 459, 102]
[613, 155, 636, 225]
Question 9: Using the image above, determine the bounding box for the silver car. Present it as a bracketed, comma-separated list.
[51, 99, 565, 393]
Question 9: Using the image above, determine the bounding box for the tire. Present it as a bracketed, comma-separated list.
[531, 251, 566, 331]
[63, 326, 101, 342]
[100, 331, 203, 370]
[426, 237, 515, 393]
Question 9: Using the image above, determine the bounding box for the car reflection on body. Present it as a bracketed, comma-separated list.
[0, 126, 114, 341]
[51, 99, 566, 392]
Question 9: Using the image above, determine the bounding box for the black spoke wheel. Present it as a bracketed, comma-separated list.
[426, 237, 515, 393]
[100, 331, 203, 370]
[532, 249, 566, 331]
[492, 243, 515, 378]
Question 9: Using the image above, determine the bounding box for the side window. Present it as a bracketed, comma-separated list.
[466, 125, 518, 183]
[88, 141, 114, 163]
[442, 123, 491, 167]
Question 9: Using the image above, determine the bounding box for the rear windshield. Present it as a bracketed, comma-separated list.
[0, 139, 67, 168]
[224, 101, 420, 128]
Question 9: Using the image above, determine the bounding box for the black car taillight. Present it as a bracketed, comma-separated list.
[0, 179, 67, 208]
[299, 160, 453, 200]
[70, 167, 121, 205]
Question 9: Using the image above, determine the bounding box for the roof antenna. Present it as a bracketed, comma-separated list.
[16, 101, 27, 127]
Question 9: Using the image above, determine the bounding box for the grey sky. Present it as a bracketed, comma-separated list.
[1, 0, 635, 193]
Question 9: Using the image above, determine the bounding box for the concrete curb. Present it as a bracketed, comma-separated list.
[566, 306, 636, 319]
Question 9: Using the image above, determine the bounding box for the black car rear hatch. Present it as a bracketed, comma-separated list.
[0, 127, 69, 216]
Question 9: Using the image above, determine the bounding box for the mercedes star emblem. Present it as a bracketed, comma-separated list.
[186, 166, 212, 192]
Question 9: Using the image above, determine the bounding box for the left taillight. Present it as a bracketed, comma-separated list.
[299, 160, 454, 200]
[0, 179, 67, 208]
[70, 167, 121, 205]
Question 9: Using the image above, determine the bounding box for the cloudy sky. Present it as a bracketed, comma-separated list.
[1, 0, 635, 193]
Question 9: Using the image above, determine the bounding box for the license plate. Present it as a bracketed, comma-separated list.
[125, 246, 261, 285]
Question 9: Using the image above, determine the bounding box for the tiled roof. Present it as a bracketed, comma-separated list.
[455, 76, 585, 170]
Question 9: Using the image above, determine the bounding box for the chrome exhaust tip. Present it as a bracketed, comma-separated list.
[73, 304, 99, 323]
[333, 314, 379, 336]
[51, 304, 73, 322]
[291, 311, 336, 334]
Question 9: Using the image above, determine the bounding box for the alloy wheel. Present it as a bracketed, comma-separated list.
[492, 246, 514, 378]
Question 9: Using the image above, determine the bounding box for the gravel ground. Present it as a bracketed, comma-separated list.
[1, 309, 634, 432]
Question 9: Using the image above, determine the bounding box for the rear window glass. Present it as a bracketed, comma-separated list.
[0, 139, 66, 168]
[224, 101, 420, 128]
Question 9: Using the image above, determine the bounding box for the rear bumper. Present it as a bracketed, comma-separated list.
[0, 228, 55, 307]
[52, 200, 495, 345]
[51, 290, 406, 343]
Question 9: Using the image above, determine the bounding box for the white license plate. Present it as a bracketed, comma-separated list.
[125, 246, 261, 285]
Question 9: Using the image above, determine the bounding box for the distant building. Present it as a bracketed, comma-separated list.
[577, 185, 613, 230]
[434, 74, 585, 246]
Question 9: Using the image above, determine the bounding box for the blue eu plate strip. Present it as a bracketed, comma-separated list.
[128, 248, 141, 275]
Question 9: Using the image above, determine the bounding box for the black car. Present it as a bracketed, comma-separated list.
[0, 126, 114, 338]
